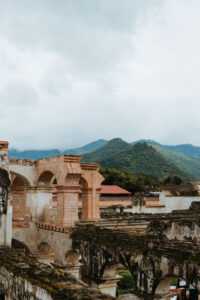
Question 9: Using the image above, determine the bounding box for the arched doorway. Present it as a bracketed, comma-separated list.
[36, 171, 57, 222]
[65, 250, 81, 280]
[65, 250, 80, 265]
[12, 238, 31, 254]
[79, 177, 89, 220]
[10, 175, 29, 221]
[37, 242, 54, 263]
[38, 171, 55, 187]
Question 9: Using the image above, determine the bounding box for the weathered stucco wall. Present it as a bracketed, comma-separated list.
[0, 265, 53, 300]
[26, 190, 53, 221]
[9, 159, 37, 186]
[131, 191, 200, 214]
[0, 247, 114, 300]
[159, 191, 200, 212]
[13, 223, 72, 265]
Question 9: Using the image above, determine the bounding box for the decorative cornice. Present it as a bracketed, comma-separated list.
[64, 155, 82, 163]
[9, 159, 36, 166]
[0, 141, 8, 151]
[80, 163, 99, 171]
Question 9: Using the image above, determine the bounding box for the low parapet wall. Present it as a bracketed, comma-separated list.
[0, 246, 113, 300]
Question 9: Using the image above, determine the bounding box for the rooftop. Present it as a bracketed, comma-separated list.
[100, 185, 131, 195]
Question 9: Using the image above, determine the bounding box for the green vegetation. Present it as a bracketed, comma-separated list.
[165, 144, 200, 161]
[116, 270, 135, 296]
[160, 175, 183, 185]
[82, 138, 130, 163]
[100, 168, 159, 194]
[99, 143, 192, 181]
[9, 138, 200, 180]
[148, 143, 200, 179]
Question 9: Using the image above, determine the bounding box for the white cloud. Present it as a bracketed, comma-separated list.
[0, 0, 200, 149]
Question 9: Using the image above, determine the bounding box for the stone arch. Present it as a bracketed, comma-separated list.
[79, 171, 102, 221]
[102, 261, 135, 297]
[103, 262, 122, 278]
[10, 171, 31, 187]
[155, 275, 178, 298]
[37, 242, 54, 263]
[10, 174, 29, 220]
[79, 176, 89, 220]
[11, 238, 31, 254]
[65, 250, 80, 265]
[38, 171, 55, 187]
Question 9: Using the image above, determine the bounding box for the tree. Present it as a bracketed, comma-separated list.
[100, 168, 159, 195]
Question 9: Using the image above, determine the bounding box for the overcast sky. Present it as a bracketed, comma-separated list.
[1, 0, 200, 149]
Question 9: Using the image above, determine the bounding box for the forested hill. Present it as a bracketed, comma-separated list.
[164, 144, 200, 162]
[98, 143, 192, 181]
[9, 139, 107, 160]
[8, 138, 200, 180]
[147, 143, 200, 179]
[81, 138, 130, 163]
[132, 140, 200, 162]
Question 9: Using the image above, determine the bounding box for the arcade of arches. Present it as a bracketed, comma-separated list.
[8, 151, 104, 227]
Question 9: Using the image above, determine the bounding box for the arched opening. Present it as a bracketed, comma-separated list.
[65, 250, 81, 280]
[155, 276, 186, 299]
[37, 172, 58, 223]
[65, 250, 80, 265]
[116, 266, 135, 297]
[10, 175, 29, 220]
[79, 177, 89, 220]
[51, 177, 58, 208]
[38, 171, 54, 187]
[11, 239, 31, 254]
[79, 256, 89, 284]
[37, 242, 54, 263]
[101, 262, 135, 298]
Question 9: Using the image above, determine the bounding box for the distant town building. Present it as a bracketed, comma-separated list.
[129, 183, 200, 214]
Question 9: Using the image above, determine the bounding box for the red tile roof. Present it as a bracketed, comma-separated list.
[100, 185, 131, 195]
[53, 185, 131, 195]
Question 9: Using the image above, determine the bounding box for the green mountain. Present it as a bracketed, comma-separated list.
[9, 139, 108, 160]
[99, 143, 192, 181]
[147, 143, 200, 179]
[164, 144, 200, 161]
[8, 137, 200, 181]
[132, 140, 200, 163]
[81, 138, 130, 163]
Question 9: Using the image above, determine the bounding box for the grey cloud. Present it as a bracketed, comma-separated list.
[0, 0, 200, 149]
[0, 81, 37, 106]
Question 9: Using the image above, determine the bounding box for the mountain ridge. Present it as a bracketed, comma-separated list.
[9, 139, 108, 160]
[8, 138, 200, 180]
[97, 142, 192, 181]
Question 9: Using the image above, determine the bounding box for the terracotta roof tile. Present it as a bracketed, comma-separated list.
[100, 185, 131, 195]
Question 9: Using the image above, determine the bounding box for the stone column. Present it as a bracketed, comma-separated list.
[0, 141, 12, 247]
[10, 188, 26, 220]
[82, 187, 100, 221]
[91, 275, 122, 297]
[57, 185, 80, 227]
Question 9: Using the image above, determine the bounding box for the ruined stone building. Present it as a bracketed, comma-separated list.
[1, 141, 200, 299]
